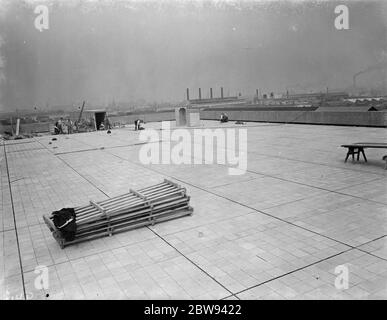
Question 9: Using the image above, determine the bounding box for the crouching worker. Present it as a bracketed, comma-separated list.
[138, 120, 145, 130]
[220, 113, 229, 123]
[52, 208, 77, 241]
[134, 119, 145, 131]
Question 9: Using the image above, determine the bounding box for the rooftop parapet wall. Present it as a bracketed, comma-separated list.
[0, 122, 51, 134]
[108, 112, 175, 125]
[3, 109, 384, 134]
[200, 110, 387, 127]
[104, 110, 387, 127]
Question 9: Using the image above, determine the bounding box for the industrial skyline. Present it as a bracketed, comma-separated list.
[0, 0, 386, 111]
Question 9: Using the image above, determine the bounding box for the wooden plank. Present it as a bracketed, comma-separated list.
[342, 143, 387, 149]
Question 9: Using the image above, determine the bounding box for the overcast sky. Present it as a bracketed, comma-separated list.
[0, 0, 386, 111]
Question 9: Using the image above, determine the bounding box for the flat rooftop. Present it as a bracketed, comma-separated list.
[1, 120, 386, 300]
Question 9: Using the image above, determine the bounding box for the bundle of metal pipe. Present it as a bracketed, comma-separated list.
[43, 179, 193, 248]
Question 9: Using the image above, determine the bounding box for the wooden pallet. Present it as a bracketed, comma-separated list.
[43, 179, 193, 248]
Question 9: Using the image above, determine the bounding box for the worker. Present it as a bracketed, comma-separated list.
[57, 118, 64, 134]
[104, 117, 111, 130]
[220, 113, 229, 123]
[54, 122, 60, 135]
[67, 119, 73, 134]
[138, 120, 145, 130]
[135, 119, 143, 131]
[62, 122, 68, 134]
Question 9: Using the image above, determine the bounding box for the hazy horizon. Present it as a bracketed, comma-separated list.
[0, 0, 386, 111]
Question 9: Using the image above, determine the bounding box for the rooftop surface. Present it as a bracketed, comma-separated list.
[1, 120, 386, 300]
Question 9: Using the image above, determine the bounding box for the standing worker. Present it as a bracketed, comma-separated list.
[104, 116, 111, 130]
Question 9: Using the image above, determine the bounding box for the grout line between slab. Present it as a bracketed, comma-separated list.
[33, 138, 110, 199]
[333, 177, 387, 193]
[354, 234, 387, 248]
[221, 294, 241, 300]
[6, 148, 46, 154]
[147, 226, 234, 298]
[355, 248, 387, 263]
[2, 142, 27, 300]
[21, 233, 163, 273]
[244, 167, 387, 207]
[0, 227, 16, 233]
[248, 148, 387, 176]
[234, 247, 355, 297]
[2, 140, 37, 146]
[353, 234, 387, 262]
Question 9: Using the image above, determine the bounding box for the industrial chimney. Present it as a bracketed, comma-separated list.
[210, 88, 213, 99]
[186, 88, 190, 101]
[199, 88, 202, 100]
[221, 87, 224, 99]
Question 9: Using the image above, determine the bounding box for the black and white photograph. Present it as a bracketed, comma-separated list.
[0, 0, 386, 304]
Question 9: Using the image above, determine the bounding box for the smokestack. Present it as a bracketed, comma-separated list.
[256, 89, 259, 98]
[210, 88, 213, 99]
[186, 88, 190, 101]
[199, 88, 201, 100]
[221, 87, 224, 99]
